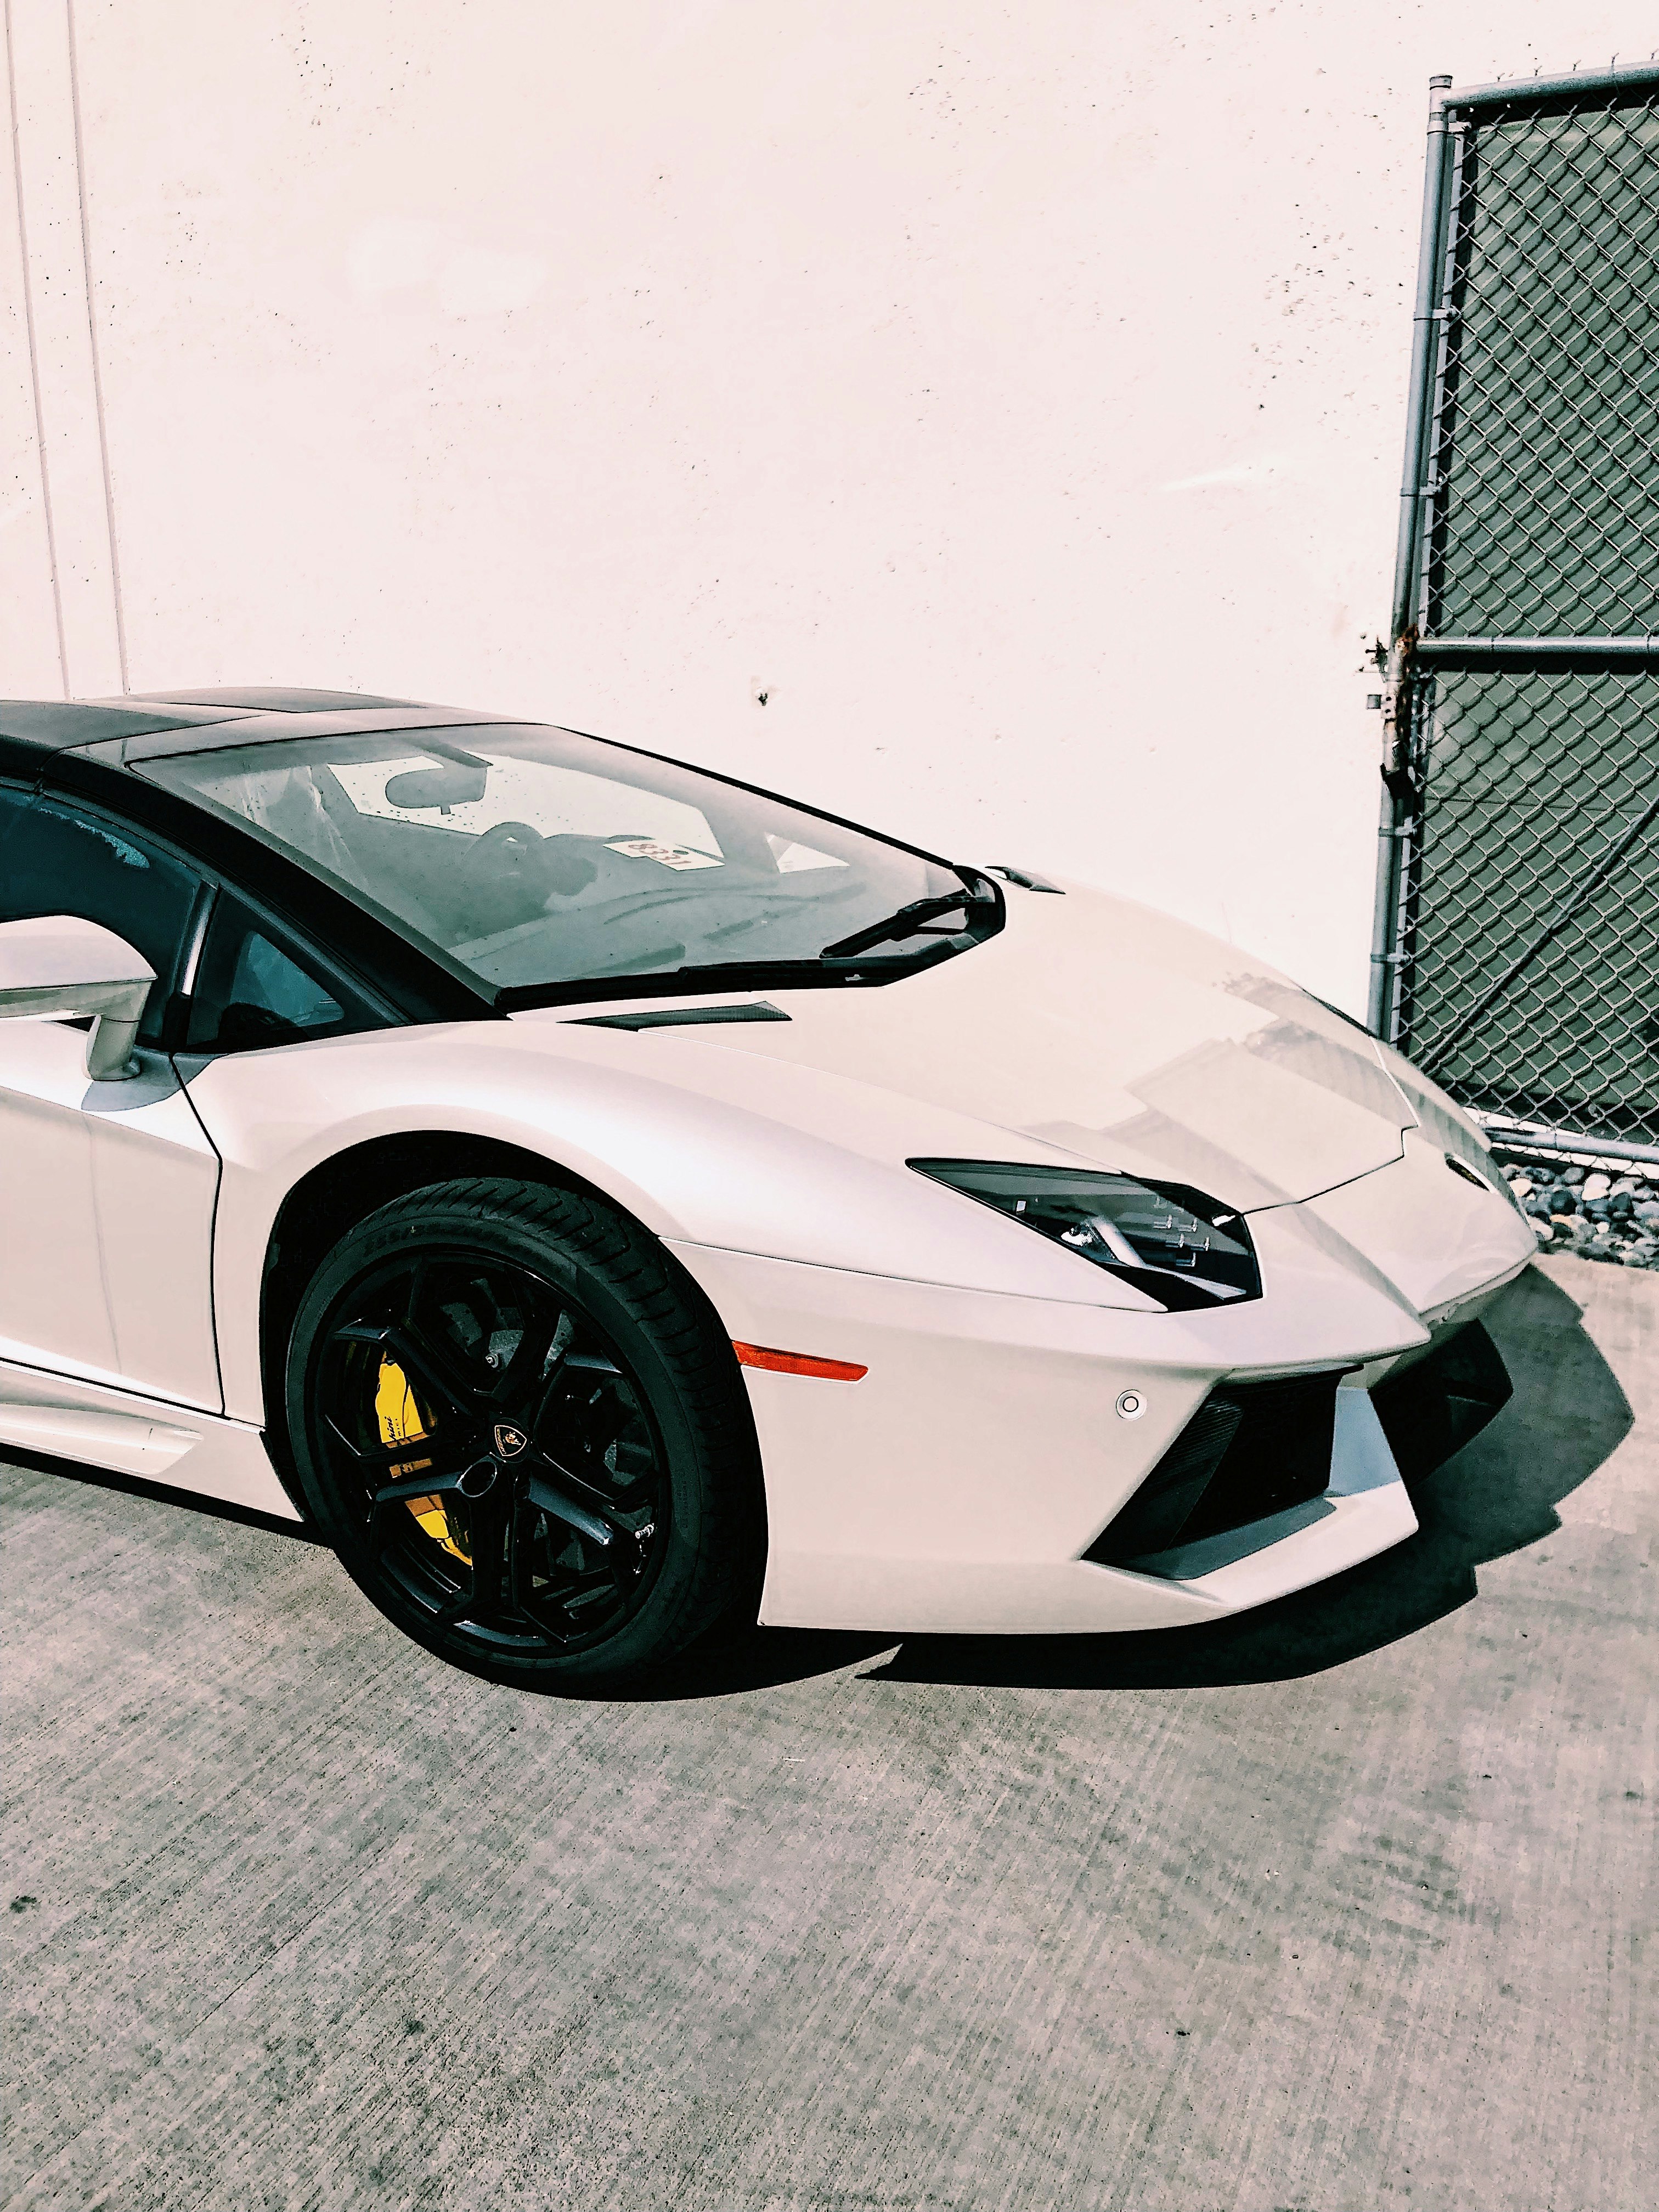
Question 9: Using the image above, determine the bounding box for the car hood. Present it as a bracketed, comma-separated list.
[607, 879, 1428, 1211]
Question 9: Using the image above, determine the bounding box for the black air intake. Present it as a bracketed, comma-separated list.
[1082, 1322, 1513, 1574]
[1368, 1320, 1512, 1481]
[1084, 1369, 1347, 1568]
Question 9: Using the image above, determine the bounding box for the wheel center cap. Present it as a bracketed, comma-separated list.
[493, 1422, 529, 1459]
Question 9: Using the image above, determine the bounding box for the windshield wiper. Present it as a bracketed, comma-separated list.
[524, 874, 1001, 1001]
[819, 882, 995, 962]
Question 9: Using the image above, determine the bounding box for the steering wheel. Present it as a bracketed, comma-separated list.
[462, 820, 546, 876]
[449, 822, 602, 942]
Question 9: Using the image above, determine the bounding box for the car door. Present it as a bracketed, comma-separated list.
[0, 781, 224, 1409]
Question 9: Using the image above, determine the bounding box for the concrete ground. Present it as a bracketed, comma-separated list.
[3, 1254, 1654, 2212]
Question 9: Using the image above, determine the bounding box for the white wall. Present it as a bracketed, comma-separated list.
[5, 2, 1656, 1011]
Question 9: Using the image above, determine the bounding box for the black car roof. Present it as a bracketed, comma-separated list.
[127, 686, 424, 713]
[0, 699, 257, 751]
[0, 690, 516, 761]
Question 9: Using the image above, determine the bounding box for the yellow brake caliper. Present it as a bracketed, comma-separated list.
[376, 1353, 470, 1564]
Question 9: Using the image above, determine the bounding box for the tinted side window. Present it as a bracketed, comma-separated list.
[187, 891, 386, 1054]
[0, 780, 31, 877]
[1, 793, 201, 1047]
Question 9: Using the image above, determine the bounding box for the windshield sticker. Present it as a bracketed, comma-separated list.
[766, 835, 848, 873]
[606, 838, 723, 871]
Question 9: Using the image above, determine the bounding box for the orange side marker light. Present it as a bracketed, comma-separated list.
[732, 1340, 868, 1382]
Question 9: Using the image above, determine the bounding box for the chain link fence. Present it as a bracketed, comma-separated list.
[1371, 64, 1659, 1171]
[1404, 664, 1659, 1139]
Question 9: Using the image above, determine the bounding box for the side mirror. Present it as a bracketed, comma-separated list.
[0, 916, 156, 1080]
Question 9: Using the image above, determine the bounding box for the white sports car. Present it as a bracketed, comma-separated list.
[0, 689, 1536, 1689]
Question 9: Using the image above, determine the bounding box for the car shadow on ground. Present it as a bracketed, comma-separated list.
[654, 1262, 1632, 1699]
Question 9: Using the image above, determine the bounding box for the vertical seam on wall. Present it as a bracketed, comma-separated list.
[64, 0, 126, 691]
[4, 0, 70, 696]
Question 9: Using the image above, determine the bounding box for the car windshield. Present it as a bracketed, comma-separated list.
[138, 723, 984, 1001]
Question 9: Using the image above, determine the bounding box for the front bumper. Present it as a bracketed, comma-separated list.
[668, 1205, 1523, 1636]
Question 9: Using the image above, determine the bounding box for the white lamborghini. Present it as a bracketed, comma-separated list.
[0, 689, 1536, 1689]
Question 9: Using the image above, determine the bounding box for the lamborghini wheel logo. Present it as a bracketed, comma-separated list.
[493, 1423, 528, 1458]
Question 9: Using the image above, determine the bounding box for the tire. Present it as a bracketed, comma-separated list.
[284, 1176, 765, 1692]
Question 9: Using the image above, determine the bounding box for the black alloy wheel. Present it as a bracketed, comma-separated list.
[285, 1177, 764, 1690]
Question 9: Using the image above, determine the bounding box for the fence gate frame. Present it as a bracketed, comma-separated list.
[1369, 60, 1659, 1168]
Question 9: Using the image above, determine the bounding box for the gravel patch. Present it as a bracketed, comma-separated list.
[1498, 1156, 1659, 1269]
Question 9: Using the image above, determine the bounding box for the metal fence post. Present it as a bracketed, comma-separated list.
[1368, 76, 1454, 1037]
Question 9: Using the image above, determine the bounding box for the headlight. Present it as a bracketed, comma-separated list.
[909, 1158, 1261, 1312]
